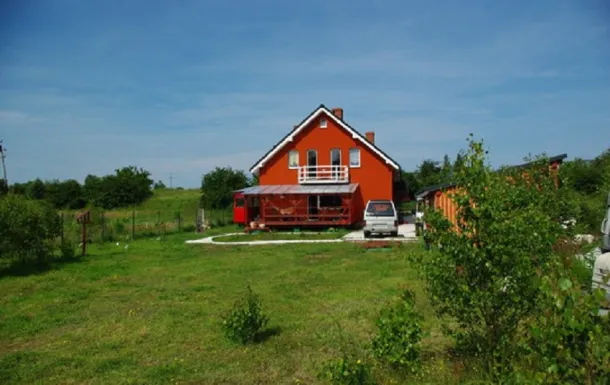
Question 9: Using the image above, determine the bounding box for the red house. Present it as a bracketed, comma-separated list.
[233, 104, 404, 228]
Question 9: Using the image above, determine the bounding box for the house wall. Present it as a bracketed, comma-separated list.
[258, 110, 395, 218]
[432, 187, 459, 226]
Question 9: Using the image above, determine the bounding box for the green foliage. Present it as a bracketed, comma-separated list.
[59, 240, 77, 260]
[0, 194, 61, 266]
[26, 178, 46, 200]
[44, 179, 86, 209]
[153, 180, 166, 189]
[221, 284, 269, 344]
[510, 269, 610, 384]
[0, 179, 7, 196]
[371, 287, 423, 373]
[201, 166, 251, 210]
[84, 166, 153, 209]
[420, 135, 569, 378]
[319, 354, 374, 385]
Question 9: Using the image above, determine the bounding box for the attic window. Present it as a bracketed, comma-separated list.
[320, 117, 327, 128]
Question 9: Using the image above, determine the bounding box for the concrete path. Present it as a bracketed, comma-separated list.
[186, 223, 418, 246]
[342, 223, 417, 242]
[185, 232, 344, 246]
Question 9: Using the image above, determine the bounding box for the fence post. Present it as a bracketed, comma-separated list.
[132, 210, 135, 240]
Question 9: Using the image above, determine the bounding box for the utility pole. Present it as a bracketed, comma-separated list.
[169, 172, 174, 188]
[0, 140, 7, 185]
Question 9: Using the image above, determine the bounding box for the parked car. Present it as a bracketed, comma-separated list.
[363, 199, 399, 238]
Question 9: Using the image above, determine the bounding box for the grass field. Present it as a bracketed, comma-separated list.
[60, 188, 233, 244]
[0, 230, 475, 384]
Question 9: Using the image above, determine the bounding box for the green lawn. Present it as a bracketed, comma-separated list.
[213, 230, 348, 243]
[0, 232, 469, 384]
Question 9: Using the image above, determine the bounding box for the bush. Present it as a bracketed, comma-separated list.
[420, 137, 570, 378]
[319, 354, 374, 385]
[0, 195, 61, 267]
[59, 241, 77, 260]
[221, 285, 269, 344]
[371, 287, 423, 373]
[510, 272, 610, 384]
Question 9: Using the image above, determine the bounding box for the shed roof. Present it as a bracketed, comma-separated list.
[236, 183, 359, 195]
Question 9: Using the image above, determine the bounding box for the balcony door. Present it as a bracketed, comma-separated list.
[307, 150, 317, 178]
[330, 149, 341, 179]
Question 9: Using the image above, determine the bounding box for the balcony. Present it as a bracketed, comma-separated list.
[297, 165, 349, 184]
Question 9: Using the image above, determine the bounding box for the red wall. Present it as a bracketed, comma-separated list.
[258, 111, 395, 216]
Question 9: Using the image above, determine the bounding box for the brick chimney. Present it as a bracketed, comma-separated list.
[365, 131, 375, 144]
[331, 107, 344, 120]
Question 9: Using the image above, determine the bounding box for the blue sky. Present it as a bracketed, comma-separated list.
[1, 0, 609, 188]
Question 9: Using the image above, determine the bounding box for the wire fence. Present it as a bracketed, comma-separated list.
[59, 208, 233, 245]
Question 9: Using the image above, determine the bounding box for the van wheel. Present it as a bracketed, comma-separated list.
[390, 231, 398, 237]
[364, 231, 371, 238]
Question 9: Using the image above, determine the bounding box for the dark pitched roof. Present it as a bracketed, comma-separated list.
[414, 153, 568, 199]
[505, 153, 567, 171]
[248, 104, 401, 175]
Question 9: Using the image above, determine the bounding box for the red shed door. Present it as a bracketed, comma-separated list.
[233, 193, 246, 224]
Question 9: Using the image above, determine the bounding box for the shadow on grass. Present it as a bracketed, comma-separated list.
[254, 326, 282, 343]
[0, 257, 84, 279]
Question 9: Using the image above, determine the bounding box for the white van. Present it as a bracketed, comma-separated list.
[363, 199, 398, 238]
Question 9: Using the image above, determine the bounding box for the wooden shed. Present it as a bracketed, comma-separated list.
[415, 154, 568, 228]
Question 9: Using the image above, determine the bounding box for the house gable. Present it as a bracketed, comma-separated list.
[249, 104, 400, 175]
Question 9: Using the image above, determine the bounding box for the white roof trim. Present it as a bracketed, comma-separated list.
[249, 106, 400, 174]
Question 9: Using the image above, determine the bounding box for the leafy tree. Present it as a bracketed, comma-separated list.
[401, 171, 420, 200]
[44, 179, 86, 209]
[562, 158, 604, 195]
[153, 180, 166, 190]
[416, 159, 442, 187]
[419, 135, 572, 378]
[201, 167, 250, 209]
[9, 182, 27, 195]
[27, 178, 46, 200]
[82, 166, 153, 209]
[0, 180, 7, 196]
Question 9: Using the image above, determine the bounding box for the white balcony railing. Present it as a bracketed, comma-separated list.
[297, 165, 349, 184]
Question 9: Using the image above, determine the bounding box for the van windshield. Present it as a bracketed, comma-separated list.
[366, 201, 395, 217]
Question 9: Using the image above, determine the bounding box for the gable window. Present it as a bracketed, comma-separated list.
[349, 148, 361, 168]
[288, 150, 299, 169]
[319, 117, 327, 128]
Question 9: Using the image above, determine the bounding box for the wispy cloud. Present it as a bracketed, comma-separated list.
[0, 0, 609, 187]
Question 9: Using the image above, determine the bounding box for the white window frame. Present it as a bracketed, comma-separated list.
[349, 148, 361, 168]
[319, 117, 327, 128]
[288, 150, 299, 169]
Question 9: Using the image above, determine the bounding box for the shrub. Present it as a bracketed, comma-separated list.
[319, 354, 374, 385]
[420, 136, 570, 378]
[0, 195, 61, 267]
[59, 241, 76, 260]
[221, 284, 269, 344]
[510, 272, 610, 384]
[371, 287, 423, 373]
